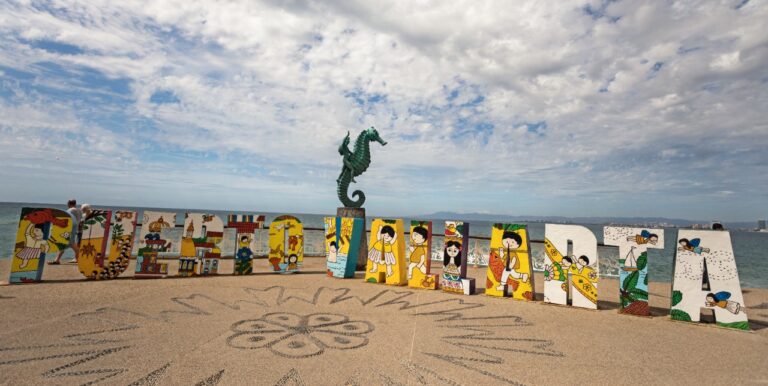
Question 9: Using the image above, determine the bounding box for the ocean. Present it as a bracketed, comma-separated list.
[2, 202, 766, 288]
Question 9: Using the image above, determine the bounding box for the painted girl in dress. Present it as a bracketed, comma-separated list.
[16, 223, 49, 269]
[441, 240, 463, 292]
[443, 240, 461, 268]
[705, 292, 742, 314]
[368, 225, 397, 277]
[286, 254, 299, 271]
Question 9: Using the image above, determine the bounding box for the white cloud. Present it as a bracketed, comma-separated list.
[711, 51, 741, 70]
[0, 0, 766, 220]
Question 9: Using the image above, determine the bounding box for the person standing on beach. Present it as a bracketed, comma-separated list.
[50, 199, 82, 264]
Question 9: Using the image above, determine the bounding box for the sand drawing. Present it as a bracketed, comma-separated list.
[485, 223, 534, 300]
[365, 218, 407, 285]
[227, 312, 374, 358]
[0, 283, 559, 385]
[441, 221, 475, 295]
[9, 207, 73, 283]
[543, 224, 599, 309]
[671, 230, 749, 330]
[604, 227, 664, 316]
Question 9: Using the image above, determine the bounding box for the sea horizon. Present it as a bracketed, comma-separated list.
[1, 199, 763, 229]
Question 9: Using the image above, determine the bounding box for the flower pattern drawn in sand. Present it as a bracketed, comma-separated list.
[227, 312, 374, 358]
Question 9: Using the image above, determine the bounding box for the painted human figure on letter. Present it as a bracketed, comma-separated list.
[572, 255, 596, 280]
[16, 223, 49, 269]
[285, 254, 299, 271]
[627, 230, 659, 245]
[494, 231, 530, 291]
[544, 255, 572, 286]
[368, 225, 397, 277]
[705, 292, 743, 314]
[327, 241, 338, 263]
[678, 238, 710, 255]
[407, 226, 429, 280]
[441, 240, 463, 292]
[443, 240, 461, 268]
[235, 234, 254, 275]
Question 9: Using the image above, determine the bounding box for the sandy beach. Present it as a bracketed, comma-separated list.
[0, 257, 766, 385]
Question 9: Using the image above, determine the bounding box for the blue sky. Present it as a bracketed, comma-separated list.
[0, 0, 766, 221]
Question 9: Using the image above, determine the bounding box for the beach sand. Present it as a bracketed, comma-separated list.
[0, 257, 766, 385]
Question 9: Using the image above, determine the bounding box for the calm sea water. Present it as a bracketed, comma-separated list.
[2, 202, 766, 288]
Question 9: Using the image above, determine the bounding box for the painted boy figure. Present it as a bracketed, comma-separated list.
[678, 238, 710, 255]
[235, 235, 254, 275]
[407, 226, 429, 280]
[492, 231, 530, 292]
[627, 230, 659, 245]
[705, 292, 743, 315]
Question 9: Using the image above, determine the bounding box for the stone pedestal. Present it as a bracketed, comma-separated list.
[337, 207, 367, 271]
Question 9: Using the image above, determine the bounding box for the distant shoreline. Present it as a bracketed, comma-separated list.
[0, 201, 763, 229]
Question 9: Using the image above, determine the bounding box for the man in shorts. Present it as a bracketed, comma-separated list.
[50, 199, 82, 264]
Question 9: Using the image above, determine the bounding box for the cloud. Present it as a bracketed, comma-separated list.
[0, 0, 766, 221]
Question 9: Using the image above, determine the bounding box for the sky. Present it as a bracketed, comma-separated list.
[0, 0, 766, 221]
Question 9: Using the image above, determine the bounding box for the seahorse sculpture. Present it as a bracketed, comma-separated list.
[337, 127, 387, 208]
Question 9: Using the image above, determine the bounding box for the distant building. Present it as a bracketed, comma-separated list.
[759, 220, 767, 230]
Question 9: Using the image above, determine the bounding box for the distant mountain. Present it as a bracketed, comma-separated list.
[416, 211, 758, 229]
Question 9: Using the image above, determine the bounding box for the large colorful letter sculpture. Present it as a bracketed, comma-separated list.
[604, 227, 664, 316]
[670, 230, 749, 330]
[365, 219, 407, 285]
[268, 215, 304, 273]
[543, 224, 599, 309]
[441, 221, 475, 295]
[485, 224, 534, 300]
[178, 213, 224, 277]
[9, 208, 73, 283]
[324, 216, 364, 278]
[135, 211, 174, 279]
[407, 221, 438, 290]
[228, 214, 266, 275]
[78, 210, 137, 280]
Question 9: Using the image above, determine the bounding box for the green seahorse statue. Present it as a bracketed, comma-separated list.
[337, 127, 387, 208]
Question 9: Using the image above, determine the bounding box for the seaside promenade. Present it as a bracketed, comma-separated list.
[1, 257, 766, 385]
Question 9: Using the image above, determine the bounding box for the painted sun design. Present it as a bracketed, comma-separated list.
[226, 312, 374, 358]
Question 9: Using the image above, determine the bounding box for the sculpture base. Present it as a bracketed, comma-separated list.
[337, 207, 367, 271]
